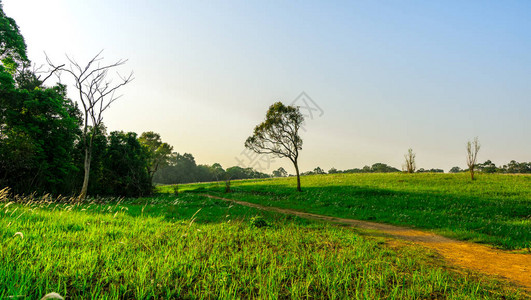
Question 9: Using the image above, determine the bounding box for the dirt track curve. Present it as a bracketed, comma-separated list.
[203, 194, 531, 291]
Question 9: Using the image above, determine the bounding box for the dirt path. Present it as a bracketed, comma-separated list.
[203, 194, 531, 291]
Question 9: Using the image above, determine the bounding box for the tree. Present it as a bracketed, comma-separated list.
[227, 166, 246, 179]
[272, 167, 288, 177]
[153, 152, 198, 184]
[403, 148, 416, 173]
[449, 166, 462, 173]
[477, 160, 497, 173]
[371, 163, 400, 173]
[328, 167, 339, 174]
[466, 137, 480, 180]
[0, 3, 27, 64]
[313, 167, 326, 174]
[99, 131, 151, 197]
[138, 131, 173, 184]
[416, 168, 444, 173]
[48, 51, 133, 199]
[210, 163, 225, 181]
[503, 160, 531, 174]
[245, 102, 304, 192]
[0, 7, 82, 195]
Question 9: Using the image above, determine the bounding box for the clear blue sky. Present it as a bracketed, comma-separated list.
[4, 0, 530, 173]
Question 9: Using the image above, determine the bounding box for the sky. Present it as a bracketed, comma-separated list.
[3, 0, 530, 174]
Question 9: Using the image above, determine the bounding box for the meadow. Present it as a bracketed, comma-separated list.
[167, 173, 531, 250]
[1, 184, 529, 299]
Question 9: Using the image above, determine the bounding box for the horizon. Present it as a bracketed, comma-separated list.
[4, 0, 530, 174]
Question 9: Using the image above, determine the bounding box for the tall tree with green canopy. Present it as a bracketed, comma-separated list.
[0, 4, 82, 194]
[245, 102, 304, 192]
[138, 131, 173, 184]
[100, 131, 151, 197]
[0, 1, 27, 64]
[0, 66, 82, 194]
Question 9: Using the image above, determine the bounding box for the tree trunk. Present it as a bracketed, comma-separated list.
[294, 161, 302, 192]
[225, 179, 231, 193]
[470, 167, 474, 180]
[79, 146, 92, 201]
[149, 172, 155, 186]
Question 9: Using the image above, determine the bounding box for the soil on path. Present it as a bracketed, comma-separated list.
[203, 194, 531, 291]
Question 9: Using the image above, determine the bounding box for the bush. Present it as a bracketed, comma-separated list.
[250, 216, 268, 228]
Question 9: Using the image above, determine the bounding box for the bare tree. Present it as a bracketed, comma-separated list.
[403, 148, 416, 173]
[245, 102, 304, 192]
[48, 51, 133, 199]
[466, 137, 481, 180]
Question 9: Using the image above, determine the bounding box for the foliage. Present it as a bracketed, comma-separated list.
[153, 153, 270, 184]
[328, 167, 339, 174]
[0, 2, 27, 63]
[0, 5, 85, 195]
[416, 168, 444, 173]
[98, 131, 152, 197]
[0, 7, 155, 197]
[245, 102, 304, 191]
[452, 160, 531, 174]
[138, 131, 173, 182]
[449, 166, 463, 173]
[475, 160, 531, 174]
[503, 160, 531, 173]
[326, 163, 400, 174]
[272, 167, 288, 177]
[46, 50, 133, 199]
[249, 215, 269, 228]
[0, 65, 82, 195]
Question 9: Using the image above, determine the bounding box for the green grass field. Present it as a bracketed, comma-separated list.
[1, 173, 530, 299]
[165, 173, 531, 250]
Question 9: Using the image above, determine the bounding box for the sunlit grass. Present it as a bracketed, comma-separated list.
[166, 173, 531, 250]
[0, 192, 527, 298]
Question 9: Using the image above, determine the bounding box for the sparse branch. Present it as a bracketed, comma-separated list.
[46, 50, 133, 200]
[245, 102, 304, 192]
[403, 148, 416, 173]
[466, 137, 481, 180]
[39, 62, 65, 84]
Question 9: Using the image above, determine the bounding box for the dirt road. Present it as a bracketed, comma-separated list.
[204, 194, 531, 291]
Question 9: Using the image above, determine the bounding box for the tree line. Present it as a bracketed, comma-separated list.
[153, 153, 271, 185]
[1, 4, 528, 197]
[449, 160, 531, 174]
[0, 4, 150, 197]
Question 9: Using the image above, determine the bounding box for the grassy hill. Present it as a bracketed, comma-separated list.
[1, 173, 529, 298]
[161, 173, 531, 250]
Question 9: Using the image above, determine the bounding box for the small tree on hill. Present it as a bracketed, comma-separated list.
[466, 137, 480, 180]
[449, 166, 462, 173]
[313, 167, 326, 174]
[272, 167, 288, 177]
[403, 148, 416, 173]
[245, 102, 304, 192]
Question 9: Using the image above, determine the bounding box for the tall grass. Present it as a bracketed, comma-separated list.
[0, 193, 526, 298]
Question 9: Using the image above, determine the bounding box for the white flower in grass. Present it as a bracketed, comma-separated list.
[41, 293, 64, 300]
